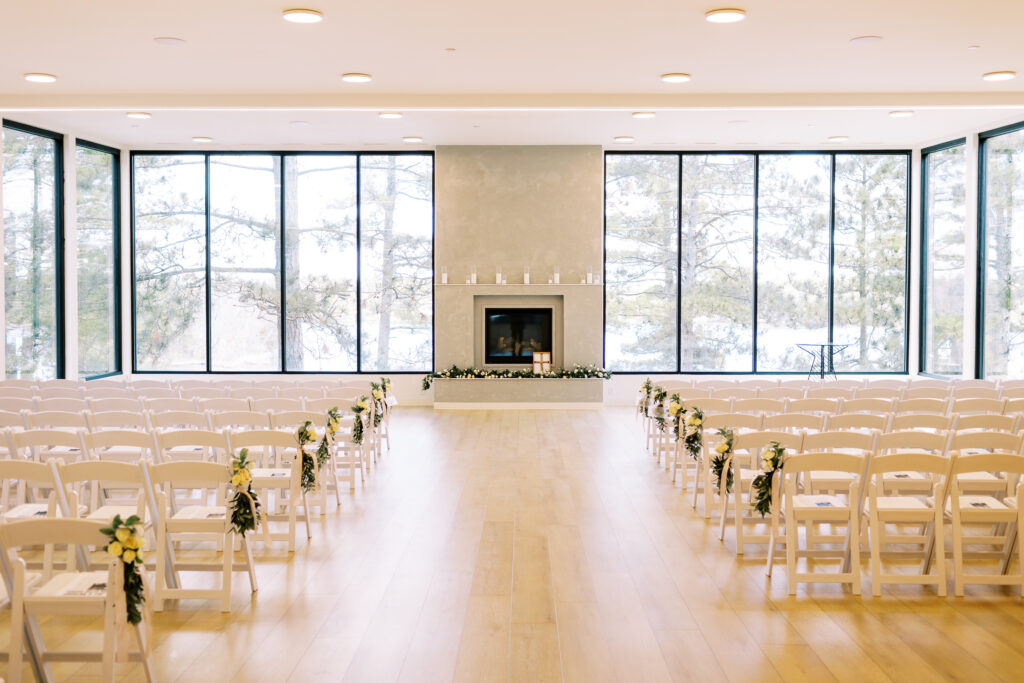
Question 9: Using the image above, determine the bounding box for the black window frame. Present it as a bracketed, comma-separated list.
[603, 149, 912, 375]
[2, 119, 66, 379]
[129, 149, 435, 375]
[75, 138, 122, 380]
[918, 137, 967, 379]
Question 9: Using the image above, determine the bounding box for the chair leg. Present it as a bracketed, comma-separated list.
[102, 591, 117, 683]
[154, 522, 166, 612]
[935, 508, 947, 597]
[302, 492, 312, 540]
[952, 508, 964, 597]
[9, 582, 23, 683]
[242, 536, 258, 593]
[869, 510, 882, 597]
[221, 530, 233, 612]
[849, 507, 861, 596]
[134, 625, 158, 683]
[786, 510, 798, 595]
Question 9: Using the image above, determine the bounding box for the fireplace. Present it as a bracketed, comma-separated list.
[484, 308, 553, 365]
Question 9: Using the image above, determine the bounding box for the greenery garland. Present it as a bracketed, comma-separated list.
[751, 441, 786, 517]
[297, 421, 318, 493]
[320, 406, 341, 467]
[351, 396, 370, 444]
[640, 378, 654, 417]
[682, 407, 704, 460]
[100, 514, 146, 625]
[710, 427, 735, 495]
[422, 363, 612, 390]
[229, 449, 261, 537]
[368, 382, 385, 428]
[652, 386, 669, 432]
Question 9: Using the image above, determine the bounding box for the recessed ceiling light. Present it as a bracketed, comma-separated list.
[632, 112, 656, 119]
[378, 112, 403, 119]
[444, 47, 457, 53]
[289, 120, 310, 127]
[24, 73, 57, 83]
[402, 136, 423, 143]
[888, 110, 914, 118]
[341, 73, 372, 83]
[967, 45, 981, 51]
[126, 112, 152, 120]
[282, 8, 323, 23]
[828, 135, 849, 142]
[614, 136, 635, 143]
[849, 35, 882, 45]
[661, 73, 692, 83]
[983, 70, 1016, 81]
[153, 36, 186, 46]
[705, 8, 746, 23]
[192, 136, 214, 143]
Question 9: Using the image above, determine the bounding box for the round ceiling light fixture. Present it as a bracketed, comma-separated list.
[341, 72, 372, 83]
[983, 70, 1016, 81]
[192, 136, 214, 143]
[126, 112, 152, 120]
[24, 73, 57, 83]
[660, 72, 692, 83]
[378, 112, 403, 119]
[705, 8, 746, 23]
[153, 36, 186, 46]
[888, 110, 914, 118]
[632, 112, 656, 119]
[402, 136, 424, 143]
[849, 35, 882, 45]
[613, 136, 635, 143]
[282, 8, 323, 23]
[828, 135, 849, 142]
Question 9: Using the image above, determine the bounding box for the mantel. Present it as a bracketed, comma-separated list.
[434, 283, 601, 287]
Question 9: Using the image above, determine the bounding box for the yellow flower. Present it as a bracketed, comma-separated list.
[308, 427, 317, 441]
[115, 528, 131, 544]
[122, 549, 136, 564]
[372, 389, 383, 399]
[715, 442, 730, 454]
[135, 550, 145, 563]
[328, 418, 339, 434]
[761, 453, 773, 469]
[668, 402, 681, 416]
[136, 536, 146, 550]
[123, 534, 140, 550]
[358, 399, 369, 410]
[231, 473, 243, 487]
[107, 541, 123, 558]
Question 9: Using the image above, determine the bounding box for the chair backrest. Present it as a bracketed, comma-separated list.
[902, 386, 951, 400]
[906, 378, 950, 389]
[701, 412, 764, 431]
[888, 412, 954, 432]
[801, 429, 877, 453]
[145, 397, 196, 413]
[783, 451, 866, 476]
[823, 412, 889, 432]
[323, 389, 365, 403]
[839, 397, 893, 414]
[952, 387, 1000, 399]
[227, 429, 299, 453]
[951, 397, 1006, 415]
[9, 428, 86, 460]
[37, 398, 88, 412]
[757, 387, 805, 400]
[732, 429, 805, 453]
[0, 387, 34, 400]
[956, 379, 997, 389]
[0, 518, 107, 555]
[268, 410, 326, 430]
[86, 410, 149, 431]
[37, 387, 83, 400]
[233, 387, 276, 400]
[950, 452, 1024, 479]
[145, 460, 232, 491]
[763, 413, 824, 431]
[252, 397, 304, 413]
[88, 397, 143, 413]
[954, 413, 1019, 434]
[172, 380, 213, 390]
[27, 410, 89, 430]
[39, 379, 82, 390]
[148, 409, 210, 431]
[1001, 388, 1024, 401]
[863, 379, 908, 390]
[83, 387, 134, 400]
[126, 379, 168, 390]
[82, 429, 158, 460]
[806, 387, 854, 400]
[709, 387, 758, 400]
[948, 430, 1023, 455]
[778, 379, 815, 389]
[0, 410, 26, 429]
[892, 398, 949, 415]
[132, 387, 180, 400]
[696, 380, 736, 390]
[786, 398, 839, 415]
[684, 397, 732, 414]
[852, 387, 901, 400]
[867, 452, 950, 484]
[198, 398, 251, 413]
[875, 430, 948, 454]
[155, 428, 229, 451]
[58, 459, 146, 487]
[731, 398, 786, 415]
[0, 398, 35, 413]
[181, 387, 226, 400]
[276, 387, 324, 400]
[674, 388, 712, 400]
[734, 379, 779, 391]
[305, 398, 346, 415]
[208, 410, 271, 431]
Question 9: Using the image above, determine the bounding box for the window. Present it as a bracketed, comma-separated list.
[981, 125, 1024, 377]
[604, 151, 909, 373]
[132, 152, 434, 373]
[2, 122, 62, 379]
[922, 141, 966, 375]
[76, 142, 119, 378]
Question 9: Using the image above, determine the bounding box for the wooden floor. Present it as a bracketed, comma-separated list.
[7, 408, 1024, 682]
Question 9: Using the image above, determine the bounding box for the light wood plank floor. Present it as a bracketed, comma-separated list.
[5, 407, 1024, 681]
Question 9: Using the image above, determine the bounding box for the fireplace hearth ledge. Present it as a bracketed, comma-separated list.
[432, 377, 604, 409]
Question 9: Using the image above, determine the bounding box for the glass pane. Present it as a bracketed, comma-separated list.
[76, 146, 117, 377]
[209, 155, 281, 371]
[284, 155, 358, 371]
[2, 127, 59, 379]
[984, 128, 1024, 377]
[833, 154, 908, 372]
[133, 154, 207, 371]
[359, 154, 433, 372]
[605, 154, 679, 371]
[924, 145, 966, 375]
[680, 154, 754, 371]
[756, 154, 831, 371]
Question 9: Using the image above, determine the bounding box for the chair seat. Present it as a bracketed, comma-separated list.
[883, 471, 927, 481]
[97, 446, 145, 460]
[792, 494, 848, 510]
[32, 570, 109, 599]
[170, 505, 225, 521]
[866, 496, 930, 512]
[252, 468, 292, 484]
[165, 446, 209, 460]
[87, 505, 142, 523]
[950, 495, 1009, 512]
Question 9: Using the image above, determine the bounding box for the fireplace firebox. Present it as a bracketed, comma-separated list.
[484, 308, 553, 365]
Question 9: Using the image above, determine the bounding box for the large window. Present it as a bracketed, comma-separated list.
[604, 151, 910, 373]
[922, 141, 967, 375]
[132, 152, 433, 373]
[2, 122, 62, 379]
[981, 125, 1024, 377]
[76, 142, 119, 378]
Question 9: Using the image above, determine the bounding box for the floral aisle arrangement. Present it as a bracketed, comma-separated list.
[640, 378, 655, 417]
[683, 407, 704, 460]
[229, 449, 261, 538]
[101, 514, 146, 625]
[351, 396, 370, 444]
[318, 407, 341, 467]
[421, 363, 612, 390]
[297, 421, 319, 493]
[379, 376, 392, 400]
[651, 385, 669, 432]
[710, 427, 735, 495]
[751, 441, 786, 517]
[368, 383, 385, 428]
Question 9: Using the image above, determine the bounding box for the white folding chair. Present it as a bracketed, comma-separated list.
[806, 387, 854, 400]
[154, 429, 229, 464]
[56, 460, 149, 529]
[198, 398, 251, 414]
[763, 413, 824, 433]
[183, 387, 228, 401]
[786, 397, 840, 416]
[144, 398, 196, 413]
[693, 412, 763, 519]
[88, 397, 144, 414]
[26, 410, 89, 432]
[147, 409, 210, 432]
[0, 459, 64, 523]
[8, 429, 86, 463]
[954, 413, 1019, 434]
[81, 429, 158, 464]
[732, 398, 785, 417]
[889, 412, 954, 433]
[86, 410, 150, 432]
[902, 387, 951, 400]
[36, 398, 88, 413]
[839, 397, 894, 415]
[276, 387, 323, 401]
[710, 387, 757, 400]
[758, 387, 805, 400]
[951, 397, 1007, 416]
[0, 398, 36, 414]
[252, 397, 304, 413]
[0, 518, 157, 683]
[823, 413, 890, 433]
[83, 387, 134, 401]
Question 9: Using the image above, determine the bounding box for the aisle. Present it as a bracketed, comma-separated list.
[14, 408, 1024, 682]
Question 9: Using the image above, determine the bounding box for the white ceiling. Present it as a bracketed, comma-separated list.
[2, 0, 1023, 146]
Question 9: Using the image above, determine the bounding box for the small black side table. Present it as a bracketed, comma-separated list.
[796, 342, 850, 380]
